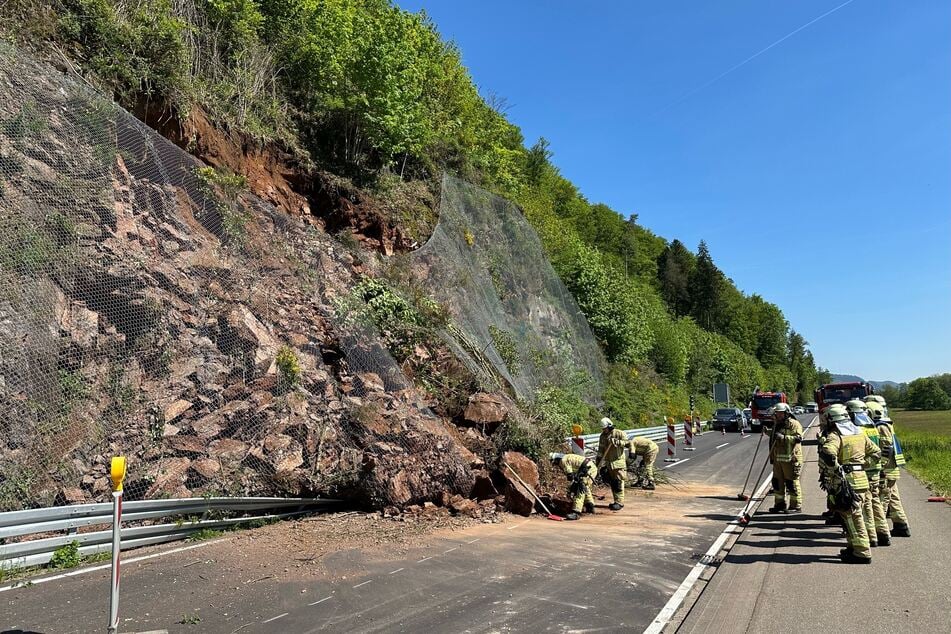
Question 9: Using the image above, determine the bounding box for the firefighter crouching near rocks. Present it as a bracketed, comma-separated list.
[596, 417, 627, 511]
[768, 403, 804, 513]
[871, 403, 912, 537]
[628, 436, 659, 490]
[550, 453, 597, 520]
[820, 403, 881, 564]
[848, 399, 890, 547]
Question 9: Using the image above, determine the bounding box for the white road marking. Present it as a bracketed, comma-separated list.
[661, 458, 690, 470]
[644, 416, 819, 634]
[507, 520, 530, 530]
[444, 547, 458, 553]
[262, 613, 288, 624]
[531, 595, 591, 610]
[417, 556, 433, 563]
[467, 538, 481, 544]
[308, 596, 332, 606]
[352, 580, 372, 589]
[388, 568, 404, 575]
[0, 539, 226, 594]
[716, 442, 730, 449]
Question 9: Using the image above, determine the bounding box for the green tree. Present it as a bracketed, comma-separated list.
[657, 239, 694, 317]
[689, 241, 724, 331]
[904, 377, 951, 410]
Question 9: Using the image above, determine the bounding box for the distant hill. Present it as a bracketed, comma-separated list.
[831, 374, 903, 390]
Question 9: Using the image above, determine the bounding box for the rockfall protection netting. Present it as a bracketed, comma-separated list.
[413, 175, 604, 403]
[0, 45, 477, 512]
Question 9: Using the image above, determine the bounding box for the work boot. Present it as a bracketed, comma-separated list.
[870, 539, 878, 548]
[565, 512, 581, 521]
[642, 481, 656, 490]
[839, 550, 872, 564]
[825, 515, 842, 526]
[608, 502, 624, 511]
[876, 533, 891, 547]
[582, 502, 595, 514]
[787, 505, 802, 513]
[891, 524, 911, 537]
[767, 502, 787, 513]
[839, 547, 853, 556]
[821, 509, 835, 519]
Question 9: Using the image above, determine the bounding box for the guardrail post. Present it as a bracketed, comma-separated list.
[108, 457, 126, 634]
[664, 419, 677, 462]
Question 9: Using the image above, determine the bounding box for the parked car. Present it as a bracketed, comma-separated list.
[793, 405, 804, 415]
[742, 408, 753, 426]
[805, 402, 819, 413]
[712, 407, 745, 432]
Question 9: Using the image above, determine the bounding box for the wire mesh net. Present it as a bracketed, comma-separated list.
[412, 174, 604, 403]
[0, 45, 476, 513]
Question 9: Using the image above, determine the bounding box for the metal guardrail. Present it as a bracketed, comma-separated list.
[566, 422, 710, 455]
[0, 497, 341, 570]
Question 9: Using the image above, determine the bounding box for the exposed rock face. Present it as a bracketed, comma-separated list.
[0, 52, 479, 512]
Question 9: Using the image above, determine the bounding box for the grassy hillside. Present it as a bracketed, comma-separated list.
[892, 409, 951, 496]
[0, 0, 829, 426]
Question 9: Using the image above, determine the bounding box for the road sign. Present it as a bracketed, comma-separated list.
[713, 383, 730, 404]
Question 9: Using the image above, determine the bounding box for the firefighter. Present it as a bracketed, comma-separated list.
[820, 404, 881, 564]
[767, 403, 804, 513]
[550, 452, 597, 520]
[628, 436, 659, 490]
[851, 400, 890, 546]
[872, 405, 912, 537]
[596, 417, 628, 511]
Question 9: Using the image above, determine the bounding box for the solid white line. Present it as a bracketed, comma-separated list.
[0, 539, 226, 593]
[417, 556, 433, 563]
[661, 458, 690, 470]
[716, 443, 730, 449]
[308, 596, 332, 606]
[388, 568, 404, 575]
[352, 580, 372, 589]
[262, 613, 288, 624]
[643, 416, 819, 634]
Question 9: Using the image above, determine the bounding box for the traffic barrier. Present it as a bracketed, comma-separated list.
[569, 436, 585, 455]
[664, 421, 678, 462]
[683, 420, 695, 451]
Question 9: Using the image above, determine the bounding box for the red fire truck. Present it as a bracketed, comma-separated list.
[814, 381, 873, 413]
[751, 390, 787, 433]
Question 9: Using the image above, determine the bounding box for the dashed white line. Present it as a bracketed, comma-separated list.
[262, 613, 288, 624]
[417, 556, 433, 563]
[467, 538, 480, 544]
[661, 458, 690, 470]
[716, 442, 729, 449]
[352, 580, 372, 589]
[388, 568, 404, 574]
[507, 520, 530, 530]
[444, 547, 458, 553]
[308, 596, 332, 606]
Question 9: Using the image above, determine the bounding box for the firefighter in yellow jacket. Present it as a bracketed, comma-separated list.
[768, 403, 804, 513]
[550, 453, 597, 520]
[849, 399, 890, 546]
[872, 405, 911, 537]
[820, 404, 881, 564]
[628, 436, 659, 490]
[596, 417, 627, 511]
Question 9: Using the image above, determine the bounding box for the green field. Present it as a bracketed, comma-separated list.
[891, 409, 951, 496]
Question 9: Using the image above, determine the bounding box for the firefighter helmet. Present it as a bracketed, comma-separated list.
[866, 401, 885, 421]
[600, 417, 613, 429]
[824, 403, 850, 423]
[845, 399, 868, 413]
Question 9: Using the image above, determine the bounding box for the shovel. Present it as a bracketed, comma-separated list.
[503, 462, 564, 521]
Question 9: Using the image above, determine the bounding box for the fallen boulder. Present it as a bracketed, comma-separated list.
[500, 450, 539, 516]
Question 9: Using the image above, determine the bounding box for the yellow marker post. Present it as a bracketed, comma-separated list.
[108, 457, 126, 634]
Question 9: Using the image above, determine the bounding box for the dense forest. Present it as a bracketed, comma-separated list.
[0, 0, 831, 424]
[880, 374, 951, 411]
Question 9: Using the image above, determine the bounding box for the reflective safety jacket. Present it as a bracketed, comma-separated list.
[560, 453, 597, 479]
[597, 427, 628, 470]
[628, 436, 658, 456]
[859, 424, 882, 473]
[820, 429, 880, 492]
[875, 420, 905, 480]
[769, 417, 804, 464]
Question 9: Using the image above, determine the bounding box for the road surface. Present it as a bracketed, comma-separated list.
[3, 426, 767, 633]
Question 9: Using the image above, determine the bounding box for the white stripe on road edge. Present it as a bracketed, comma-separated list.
[262, 613, 288, 624]
[352, 580, 372, 589]
[308, 596, 332, 606]
[661, 458, 690, 470]
[0, 538, 226, 594]
[715, 443, 729, 449]
[643, 416, 818, 634]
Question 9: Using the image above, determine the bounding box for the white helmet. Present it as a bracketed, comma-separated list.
[600, 417, 613, 429]
[549, 452, 565, 462]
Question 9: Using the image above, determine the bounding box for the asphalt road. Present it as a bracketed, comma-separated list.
[3, 427, 770, 633]
[674, 414, 951, 633]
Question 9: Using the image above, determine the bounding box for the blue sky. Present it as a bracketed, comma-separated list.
[396, 1, 951, 383]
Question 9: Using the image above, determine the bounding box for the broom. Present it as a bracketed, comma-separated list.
[504, 463, 564, 521]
